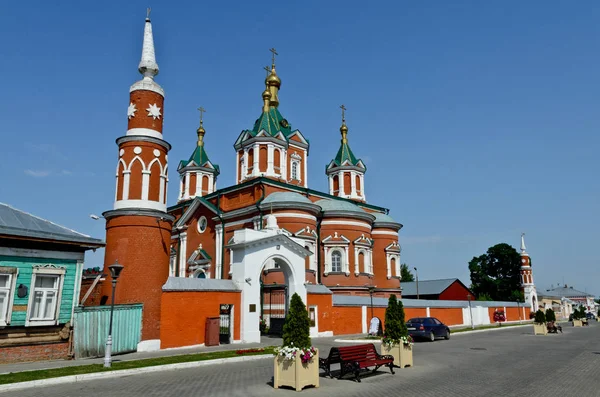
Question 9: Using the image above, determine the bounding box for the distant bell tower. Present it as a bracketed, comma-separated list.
[519, 233, 538, 313]
[101, 11, 174, 351]
[177, 107, 220, 202]
[326, 105, 367, 202]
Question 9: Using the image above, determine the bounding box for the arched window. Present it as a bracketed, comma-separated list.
[358, 251, 365, 273]
[390, 257, 396, 277]
[195, 270, 206, 279]
[291, 161, 299, 181]
[332, 250, 342, 273]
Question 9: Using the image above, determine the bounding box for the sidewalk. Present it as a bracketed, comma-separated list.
[0, 335, 283, 375]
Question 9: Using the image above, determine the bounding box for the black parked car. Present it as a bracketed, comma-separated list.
[406, 317, 450, 342]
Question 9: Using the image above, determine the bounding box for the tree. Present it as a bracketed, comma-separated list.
[534, 309, 546, 324]
[384, 294, 407, 341]
[282, 293, 311, 348]
[468, 243, 522, 302]
[545, 308, 556, 323]
[400, 264, 415, 282]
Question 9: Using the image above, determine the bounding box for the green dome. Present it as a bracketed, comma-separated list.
[263, 192, 313, 205]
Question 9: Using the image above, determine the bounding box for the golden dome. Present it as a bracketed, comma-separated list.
[266, 69, 281, 87]
[340, 122, 348, 134]
[262, 88, 272, 100]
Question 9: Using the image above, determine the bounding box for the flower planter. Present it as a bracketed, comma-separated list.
[382, 344, 413, 368]
[573, 320, 583, 327]
[533, 323, 547, 335]
[274, 349, 319, 392]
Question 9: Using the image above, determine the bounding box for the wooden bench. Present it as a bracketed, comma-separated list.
[319, 347, 341, 378]
[336, 343, 395, 382]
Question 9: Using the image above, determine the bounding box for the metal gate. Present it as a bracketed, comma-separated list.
[261, 284, 288, 336]
[219, 304, 232, 344]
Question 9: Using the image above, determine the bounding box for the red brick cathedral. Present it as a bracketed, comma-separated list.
[101, 15, 402, 348]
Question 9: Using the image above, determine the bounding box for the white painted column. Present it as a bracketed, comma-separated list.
[386, 254, 391, 279]
[303, 150, 308, 187]
[360, 174, 366, 200]
[122, 171, 131, 200]
[194, 172, 201, 197]
[179, 232, 187, 277]
[279, 148, 285, 177]
[339, 172, 345, 197]
[323, 246, 329, 274]
[328, 175, 334, 195]
[361, 306, 368, 333]
[114, 174, 119, 202]
[282, 149, 287, 180]
[184, 172, 191, 199]
[267, 144, 274, 175]
[215, 225, 223, 279]
[164, 176, 169, 204]
[243, 149, 249, 180]
[253, 144, 260, 176]
[208, 174, 215, 194]
[141, 171, 151, 200]
[344, 246, 350, 275]
[395, 255, 400, 277]
[159, 175, 166, 203]
[350, 171, 357, 198]
[354, 247, 359, 275]
[426, 307, 431, 317]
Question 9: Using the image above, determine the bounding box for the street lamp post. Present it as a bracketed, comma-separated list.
[104, 261, 124, 368]
[467, 294, 474, 330]
[413, 267, 419, 299]
[368, 286, 376, 321]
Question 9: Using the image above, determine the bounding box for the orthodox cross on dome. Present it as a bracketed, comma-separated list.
[127, 102, 137, 119]
[197, 106, 206, 126]
[269, 47, 278, 68]
[147, 103, 162, 119]
[340, 104, 347, 123]
[264, 65, 271, 77]
[146, 7, 151, 21]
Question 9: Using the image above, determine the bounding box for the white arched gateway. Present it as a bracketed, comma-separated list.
[227, 215, 311, 343]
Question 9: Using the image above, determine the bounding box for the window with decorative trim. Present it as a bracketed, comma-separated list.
[331, 250, 343, 273]
[27, 267, 65, 326]
[0, 267, 17, 326]
[291, 160, 300, 181]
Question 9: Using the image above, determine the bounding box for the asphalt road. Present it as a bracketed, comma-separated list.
[4, 322, 600, 397]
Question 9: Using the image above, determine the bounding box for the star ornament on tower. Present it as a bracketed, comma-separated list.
[147, 103, 162, 120]
[127, 103, 137, 119]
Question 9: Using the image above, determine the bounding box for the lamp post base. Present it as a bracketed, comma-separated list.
[104, 335, 113, 368]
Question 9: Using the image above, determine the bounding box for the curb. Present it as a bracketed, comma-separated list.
[0, 354, 272, 393]
[333, 324, 532, 343]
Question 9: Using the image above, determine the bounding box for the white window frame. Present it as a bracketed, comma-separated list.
[290, 160, 300, 181]
[197, 216, 208, 234]
[331, 250, 343, 273]
[0, 267, 18, 327]
[26, 267, 66, 327]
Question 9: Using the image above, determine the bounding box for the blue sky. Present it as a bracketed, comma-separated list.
[1, 1, 598, 296]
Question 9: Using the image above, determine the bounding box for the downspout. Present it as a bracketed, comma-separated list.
[316, 211, 323, 285]
[216, 193, 226, 279]
[175, 229, 181, 277]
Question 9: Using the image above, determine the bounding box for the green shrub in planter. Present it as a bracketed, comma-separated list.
[534, 309, 546, 325]
[282, 293, 311, 349]
[545, 308, 556, 323]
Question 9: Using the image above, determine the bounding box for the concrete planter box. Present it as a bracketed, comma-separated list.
[382, 344, 413, 368]
[573, 320, 583, 327]
[533, 323, 547, 335]
[274, 349, 319, 392]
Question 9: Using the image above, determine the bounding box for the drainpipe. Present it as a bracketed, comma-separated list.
[175, 229, 182, 277]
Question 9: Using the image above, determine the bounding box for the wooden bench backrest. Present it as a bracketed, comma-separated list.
[338, 344, 379, 362]
[327, 347, 341, 362]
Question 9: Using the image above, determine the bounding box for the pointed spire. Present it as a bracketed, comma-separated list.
[138, 8, 159, 79]
[197, 107, 206, 147]
[520, 232, 527, 254]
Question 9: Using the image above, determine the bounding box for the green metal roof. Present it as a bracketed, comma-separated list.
[248, 107, 293, 138]
[179, 145, 220, 174]
[333, 140, 360, 167]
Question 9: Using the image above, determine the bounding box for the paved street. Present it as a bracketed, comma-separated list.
[4, 323, 600, 397]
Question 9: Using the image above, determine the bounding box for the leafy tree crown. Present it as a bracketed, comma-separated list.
[534, 309, 546, 324]
[468, 243, 522, 302]
[282, 293, 311, 348]
[545, 308, 556, 323]
[400, 264, 415, 282]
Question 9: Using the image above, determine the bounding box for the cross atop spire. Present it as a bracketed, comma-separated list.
[269, 47, 278, 68]
[197, 106, 206, 126]
[520, 232, 527, 254]
[340, 104, 347, 123]
[138, 12, 159, 78]
[264, 65, 271, 77]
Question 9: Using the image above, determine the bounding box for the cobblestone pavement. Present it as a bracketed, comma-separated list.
[5, 323, 600, 397]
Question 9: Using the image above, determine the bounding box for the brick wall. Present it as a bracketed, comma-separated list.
[0, 342, 70, 364]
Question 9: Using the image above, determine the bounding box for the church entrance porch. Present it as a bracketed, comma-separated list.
[227, 214, 311, 343]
